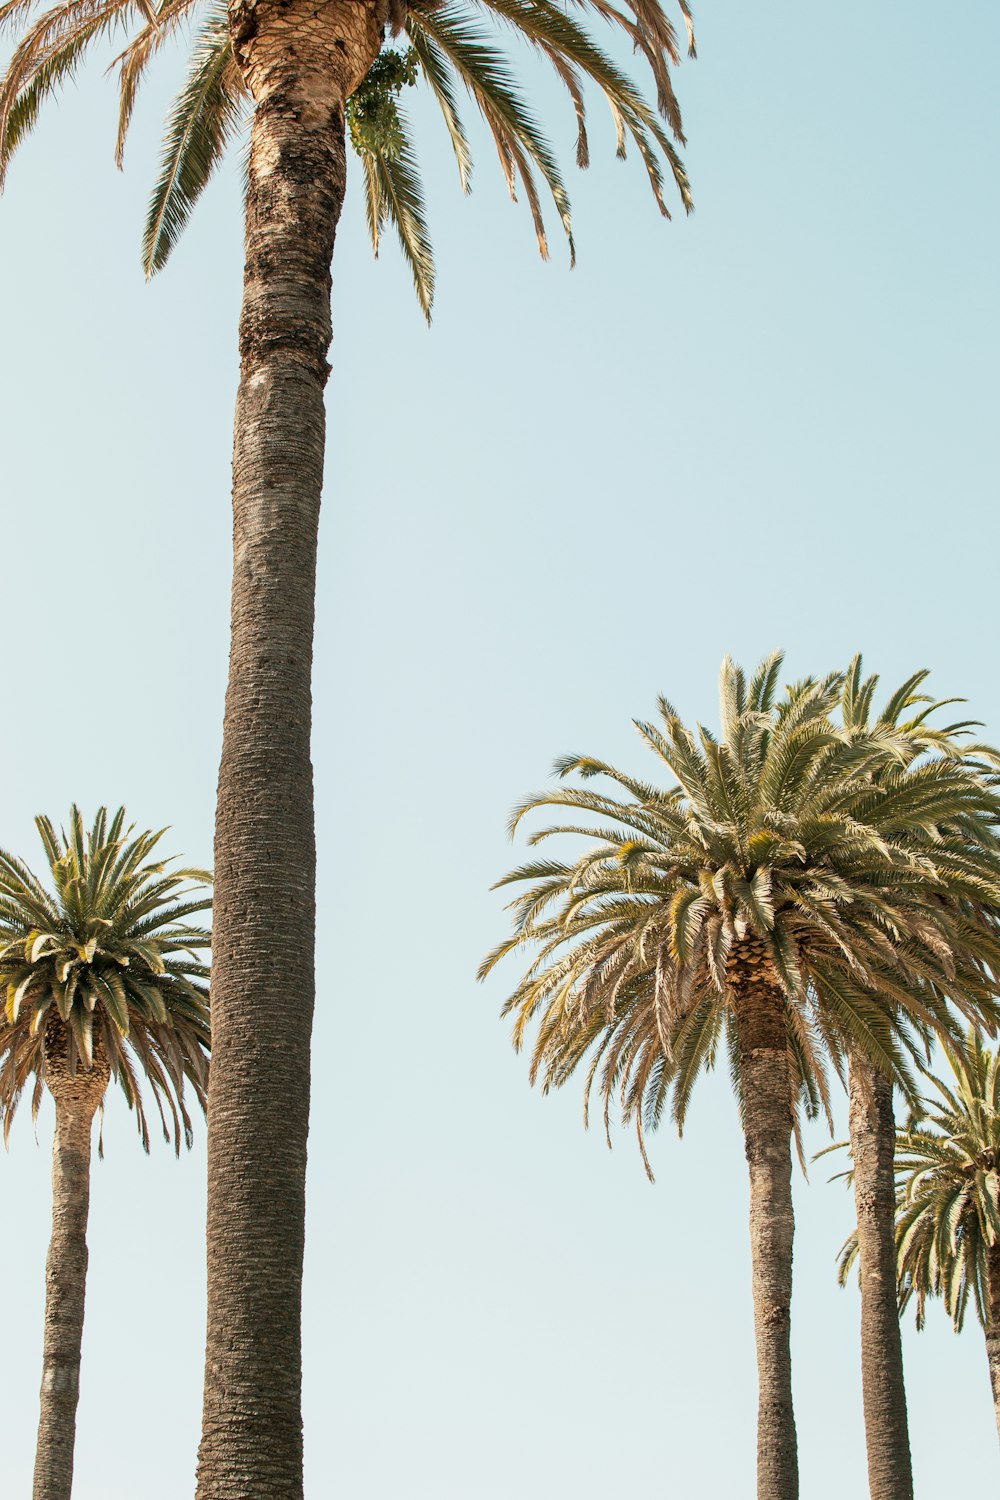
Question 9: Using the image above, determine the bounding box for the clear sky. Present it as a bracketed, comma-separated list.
[2, 2, 998, 1495]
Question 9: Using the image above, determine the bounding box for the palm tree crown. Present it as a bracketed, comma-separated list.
[0, 806, 211, 1150]
[0, 0, 695, 315]
[481, 655, 1000, 1171]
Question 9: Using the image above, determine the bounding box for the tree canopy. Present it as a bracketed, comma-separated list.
[0, 805, 211, 1151]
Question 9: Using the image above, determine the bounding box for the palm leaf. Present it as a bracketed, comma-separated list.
[406, 23, 473, 191]
[408, 4, 574, 261]
[0, 7, 112, 176]
[355, 102, 435, 319]
[142, 6, 247, 276]
[113, 0, 202, 168]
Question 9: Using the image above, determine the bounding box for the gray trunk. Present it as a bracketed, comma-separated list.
[32, 1098, 96, 1500]
[733, 958, 799, 1500]
[847, 1051, 913, 1500]
[196, 3, 380, 1497]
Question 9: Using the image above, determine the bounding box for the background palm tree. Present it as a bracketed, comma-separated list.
[836, 1033, 1000, 1449]
[832, 662, 1000, 1500]
[480, 655, 1000, 1500]
[0, 7, 694, 1496]
[0, 806, 211, 1500]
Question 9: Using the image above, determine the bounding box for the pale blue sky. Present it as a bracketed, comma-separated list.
[2, 2, 999, 1495]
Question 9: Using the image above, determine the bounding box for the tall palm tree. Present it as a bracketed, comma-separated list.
[0, 806, 211, 1500]
[836, 1033, 1000, 1449]
[832, 661, 1000, 1500]
[480, 655, 1000, 1500]
[0, 8, 695, 1498]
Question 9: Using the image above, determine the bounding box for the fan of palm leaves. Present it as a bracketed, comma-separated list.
[0, 805, 211, 1152]
[835, 1033, 1000, 1333]
[0, 0, 696, 318]
[480, 655, 1000, 1176]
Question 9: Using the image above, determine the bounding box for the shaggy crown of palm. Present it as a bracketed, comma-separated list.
[481, 655, 1000, 1171]
[0, 807, 211, 1150]
[0, 0, 695, 318]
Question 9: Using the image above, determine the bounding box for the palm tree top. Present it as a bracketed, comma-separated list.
[0, 0, 696, 317]
[0, 805, 211, 1152]
[480, 655, 1000, 1174]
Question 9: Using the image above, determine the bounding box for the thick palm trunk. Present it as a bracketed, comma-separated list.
[732, 948, 798, 1500]
[196, 4, 381, 1497]
[33, 1093, 100, 1500]
[846, 1051, 913, 1500]
[985, 1241, 1000, 1446]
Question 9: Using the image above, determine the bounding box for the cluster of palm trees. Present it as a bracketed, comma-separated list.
[481, 654, 1000, 1499]
[0, 0, 996, 1497]
[7, 659, 1000, 1500]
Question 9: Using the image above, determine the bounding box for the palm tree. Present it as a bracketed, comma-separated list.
[836, 1032, 1000, 1450]
[0, 807, 211, 1500]
[0, 7, 695, 1497]
[480, 655, 1000, 1500]
[832, 661, 1000, 1500]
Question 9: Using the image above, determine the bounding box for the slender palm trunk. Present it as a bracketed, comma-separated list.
[846, 1051, 913, 1500]
[33, 1093, 100, 1500]
[196, 4, 381, 1497]
[732, 946, 798, 1500]
[985, 1241, 1000, 1446]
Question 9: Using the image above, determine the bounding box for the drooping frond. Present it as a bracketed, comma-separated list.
[406, 23, 473, 191]
[112, 0, 204, 168]
[348, 49, 435, 317]
[407, 4, 573, 261]
[356, 104, 435, 319]
[0, 0, 146, 182]
[461, 0, 692, 213]
[141, 3, 247, 276]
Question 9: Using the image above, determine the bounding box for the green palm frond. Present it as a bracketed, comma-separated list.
[359, 107, 435, 319]
[141, 4, 247, 276]
[0, 805, 211, 1152]
[112, 0, 204, 168]
[349, 53, 435, 317]
[482, 656, 1000, 1171]
[0, 0, 146, 181]
[406, 26, 473, 191]
[407, 6, 573, 261]
[468, 0, 691, 212]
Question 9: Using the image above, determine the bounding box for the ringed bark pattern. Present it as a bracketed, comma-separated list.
[846, 1052, 913, 1500]
[197, 2, 382, 1497]
[33, 1032, 108, 1500]
[732, 946, 799, 1500]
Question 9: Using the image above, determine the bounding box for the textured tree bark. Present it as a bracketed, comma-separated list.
[847, 1051, 913, 1500]
[732, 947, 798, 1500]
[196, 3, 381, 1497]
[33, 1051, 106, 1500]
[985, 1241, 1000, 1447]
